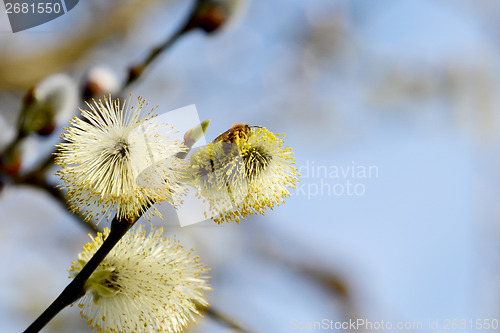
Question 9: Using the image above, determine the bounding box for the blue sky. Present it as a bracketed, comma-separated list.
[2, 0, 500, 332]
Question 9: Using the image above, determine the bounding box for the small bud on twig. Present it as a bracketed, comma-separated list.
[82, 66, 120, 100]
[188, 0, 247, 34]
[123, 0, 247, 89]
[0, 145, 22, 176]
[19, 74, 78, 137]
[184, 119, 210, 148]
[177, 119, 210, 159]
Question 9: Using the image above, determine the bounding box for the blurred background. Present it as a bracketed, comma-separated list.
[2, 0, 500, 332]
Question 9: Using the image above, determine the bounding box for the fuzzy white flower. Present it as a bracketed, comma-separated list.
[69, 226, 211, 333]
[187, 125, 298, 223]
[56, 96, 186, 222]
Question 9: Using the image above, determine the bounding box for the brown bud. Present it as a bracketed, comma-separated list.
[82, 66, 120, 100]
[196, 4, 227, 33]
[129, 65, 145, 83]
[83, 81, 102, 100]
[23, 86, 36, 107]
[0, 150, 22, 177]
[36, 120, 57, 136]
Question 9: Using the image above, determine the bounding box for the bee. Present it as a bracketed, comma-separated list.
[212, 123, 262, 160]
[213, 123, 252, 143]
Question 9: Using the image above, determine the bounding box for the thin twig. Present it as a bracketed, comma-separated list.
[17, 177, 101, 234]
[21, 116, 208, 331]
[10, 2, 197, 182]
[123, 19, 195, 90]
[121, 0, 230, 90]
[258, 239, 360, 331]
[18, 3, 215, 331]
[123, 0, 232, 89]
[196, 302, 254, 333]
[1, 130, 25, 158]
[23, 216, 136, 333]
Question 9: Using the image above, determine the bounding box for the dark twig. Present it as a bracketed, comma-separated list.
[123, 0, 229, 89]
[123, 17, 195, 90]
[22, 116, 209, 331]
[16, 176, 101, 234]
[23, 216, 136, 333]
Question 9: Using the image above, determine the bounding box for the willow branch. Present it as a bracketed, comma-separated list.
[196, 302, 254, 333]
[123, 0, 230, 89]
[23, 216, 136, 333]
[22, 117, 208, 331]
[123, 12, 196, 89]
[16, 176, 100, 234]
[1, 130, 26, 159]
[261, 246, 358, 326]
[15, 150, 58, 185]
